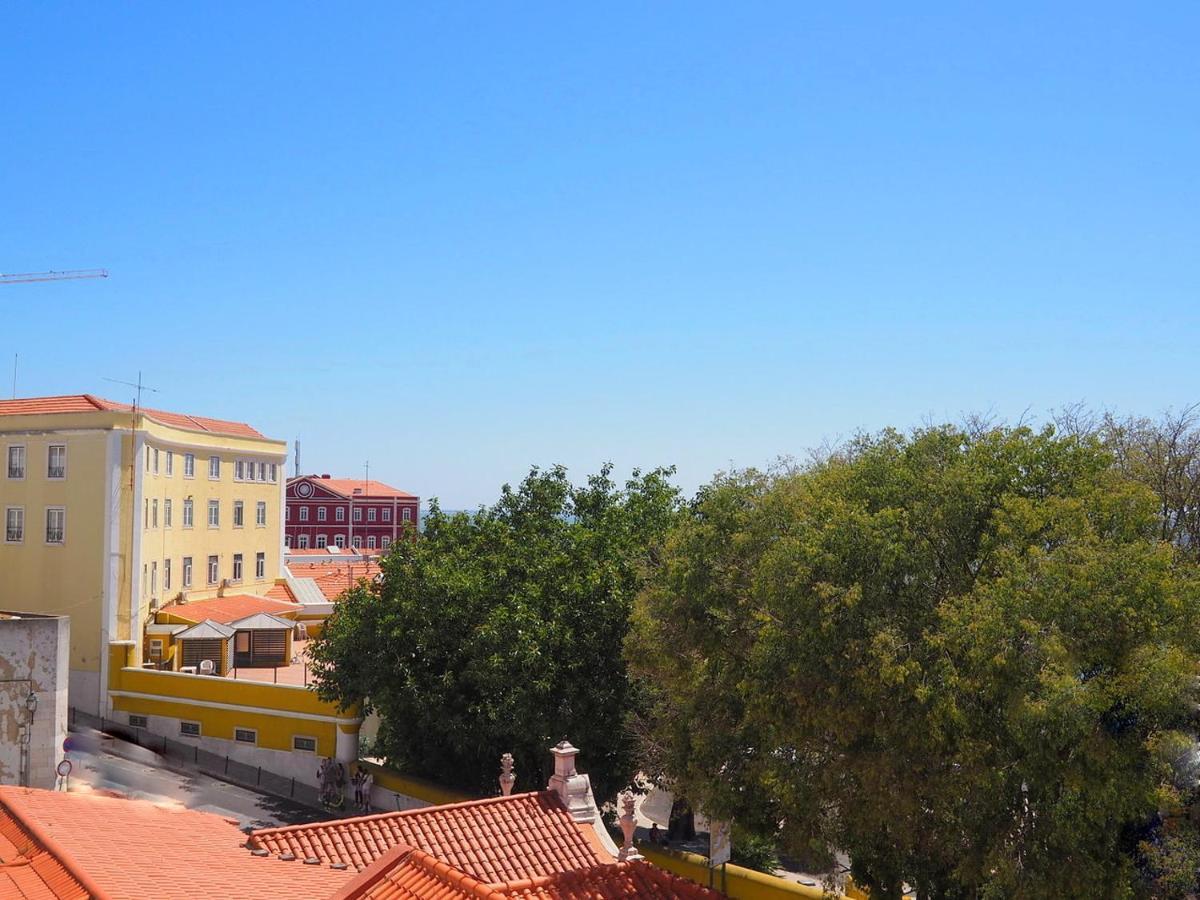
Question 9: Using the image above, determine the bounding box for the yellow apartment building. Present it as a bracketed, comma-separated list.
[0, 395, 287, 714]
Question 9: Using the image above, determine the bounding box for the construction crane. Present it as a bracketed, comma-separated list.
[0, 268, 108, 285]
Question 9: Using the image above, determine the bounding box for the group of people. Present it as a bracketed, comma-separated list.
[316, 758, 374, 812]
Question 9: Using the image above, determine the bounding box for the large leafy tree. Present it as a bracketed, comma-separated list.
[629, 426, 1200, 898]
[311, 463, 679, 802]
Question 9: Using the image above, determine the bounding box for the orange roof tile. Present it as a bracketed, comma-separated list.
[334, 843, 724, 900]
[158, 593, 299, 625]
[0, 394, 267, 439]
[0, 787, 352, 899]
[249, 791, 608, 882]
[287, 562, 383, 601]
[293, 476, 417, 499]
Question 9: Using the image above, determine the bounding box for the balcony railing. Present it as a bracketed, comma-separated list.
[7, 467, 23, 479]
[5, 529, 22, 542]
[47, 466, 65, 479]
[46, 528, 64, 544]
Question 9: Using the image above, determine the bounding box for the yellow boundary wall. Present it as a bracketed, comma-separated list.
[107, 642, 359, 757]
[637, 843, 862, 900]
[357, 758, 473, 807]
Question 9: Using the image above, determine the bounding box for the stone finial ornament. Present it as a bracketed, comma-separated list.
[618, 791, 642, 861]
[499, 752, 516, 797]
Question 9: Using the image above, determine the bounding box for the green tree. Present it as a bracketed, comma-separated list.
[629, 426, 1200, 898]
[311, 463, 679, 802]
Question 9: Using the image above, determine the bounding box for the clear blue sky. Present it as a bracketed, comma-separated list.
[2, 3, 1197, 508]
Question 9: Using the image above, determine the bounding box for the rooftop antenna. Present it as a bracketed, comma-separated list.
[294, 439, 300, 479]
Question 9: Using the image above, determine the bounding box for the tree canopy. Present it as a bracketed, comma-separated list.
[311, 463, 679, 802]
[629, 425, 1200, 898]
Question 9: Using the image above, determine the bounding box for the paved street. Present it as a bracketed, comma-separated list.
[65, 726, 331, 831]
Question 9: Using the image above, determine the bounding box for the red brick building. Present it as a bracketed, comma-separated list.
[285, 474, 419, 552]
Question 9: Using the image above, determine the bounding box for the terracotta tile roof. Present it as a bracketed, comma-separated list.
[286, 562, 383, 601]
[0, 787, 352, 899]
[334, 843, 725, 900]
[158, 593, 299, 624]
[0, 394, 266, 439]
[293, 475, 417, 499]
[266, 581, 298, 602]
[249, 791, 608, 882]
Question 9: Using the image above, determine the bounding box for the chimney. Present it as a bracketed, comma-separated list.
[543, 739, 620, 857]
[499, 753, 516, 797]
[321, 473, 331, 479]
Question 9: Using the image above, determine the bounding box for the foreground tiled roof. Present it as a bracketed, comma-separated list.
[285, 562, 383, 601]
[0, 787, 351, 899]
[250, 791, 608, 882]
[293, 475, 417, 499]
[158, 593, 299, 624]
[0, 394, 266, 438]
[334, 843, 724, 900]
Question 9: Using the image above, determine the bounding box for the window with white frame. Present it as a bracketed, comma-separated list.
[47, 444, 66, 479]
[184, 453, 195, 478]
[402, 507, 412, 522]
[233, 500, 244, 527]
[293, 735, 317, 752]
[353, 507, 362, 522]
[316, 534, 327, 548]
[146, 446, 151, 472]
[245, 461, 256, 482]
[367, 536, 376, 549]
[256, 501, 266, 527]
[180, 721, 201, 737]
[150, 561, 157, 596]
[152, 499, 158, 528]
[270, 463, 278, 482]
[257, 462, 266, 481]
[368, 507, 377, 522]
[165, 450, 173, 476]
[183, 498, 194, 528]
[335, 507, 345, 522]
[144, 499, 149, 529]
[207, 555, 219, 584]
[334, 534, 345, 548]
[130, 714, 149, 728]
[183, 556, 193, 588]
[284, 535, 292, 549]
[164, 498, 172, 528]
[298, 535, 309, 549]
[255, 552, 265, 579]
[232, 553, 243, 582]
[209, 456, 220, 479]
[234, 728, 257, 744]
[235, 460, 245, 480]
[317, 506, 327, 522]
[382, 508, 391, 522]
[208, 500, 219, 528]
[164, 558, 172, 591]
[45, 507, 65, 544]
[153, 448, 159, 474]
[5, 507, 23, 543]
[381, 536, 390, 549]
[299, 507, 309, 522]
[6, 446, 25, 479]
[352, 535, 362, 549]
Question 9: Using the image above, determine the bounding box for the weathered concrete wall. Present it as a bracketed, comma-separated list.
[0, 612, 69, 788]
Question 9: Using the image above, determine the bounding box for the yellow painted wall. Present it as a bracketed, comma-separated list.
[357, 759, 473, 806]
[0, 428, 110, 673]
[638, 844, 855, 900]
[0, 408, 286, 689]
[108, 643, 357, 757]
